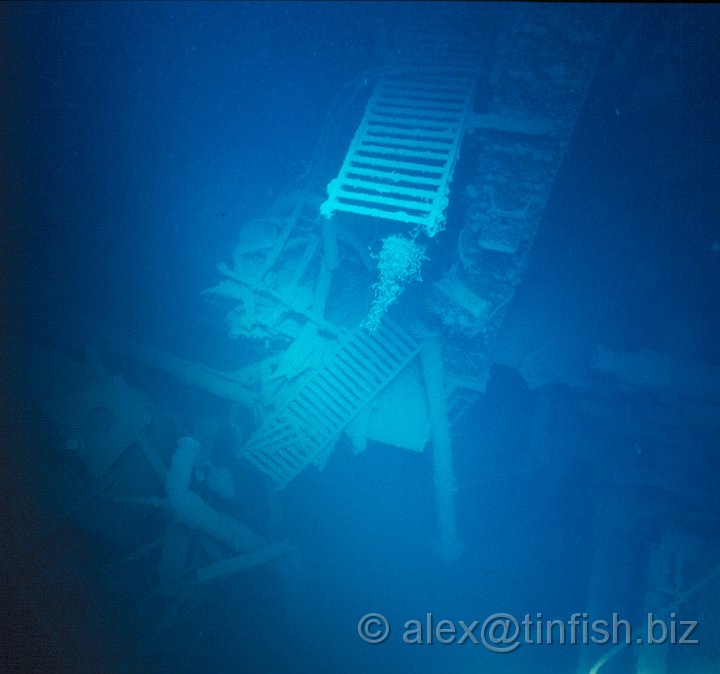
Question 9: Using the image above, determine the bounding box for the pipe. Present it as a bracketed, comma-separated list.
[420, 336, 463, 561]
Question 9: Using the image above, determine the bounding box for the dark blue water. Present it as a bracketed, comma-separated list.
[3, 3, 719, 673]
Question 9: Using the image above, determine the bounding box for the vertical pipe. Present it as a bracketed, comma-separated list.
[420, 336, 463, 561]
[312, 261, 333, 320]
[319, 215, 339, 271]
[312, 215, 339, 321]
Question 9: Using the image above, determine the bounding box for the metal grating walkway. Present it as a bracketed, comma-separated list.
[320, 30, 481, 236]
[241, 320, 421, 488]
[320, 72, 475, 236]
